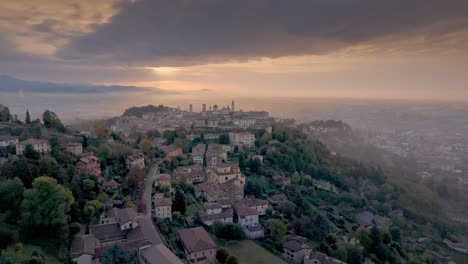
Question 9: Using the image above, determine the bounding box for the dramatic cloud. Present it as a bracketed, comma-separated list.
[1, 0, 468, 100]
[0, 0, 126, 55]
[58, 0, 468, 66]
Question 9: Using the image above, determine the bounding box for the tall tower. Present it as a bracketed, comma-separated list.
[189, 104, 193, 113]
[231, 100, 235, 112]
[202, 104, 206, 112]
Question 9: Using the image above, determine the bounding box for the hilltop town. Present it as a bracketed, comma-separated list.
[0, 102, 467, 264]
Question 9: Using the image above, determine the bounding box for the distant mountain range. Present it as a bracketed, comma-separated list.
[0, 75, 165, 94]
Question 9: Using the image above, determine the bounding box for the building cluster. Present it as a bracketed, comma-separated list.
[70, 207, 182, 264]
[110, 100, 272, 137]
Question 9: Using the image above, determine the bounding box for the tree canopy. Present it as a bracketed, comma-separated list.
[42, 110, 66, 132]
[21, 176, 74, 226]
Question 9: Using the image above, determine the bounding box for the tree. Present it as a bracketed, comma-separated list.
[370, 224, 383, 252]
[357, 227, 372, 252]
[265, 219, 287, 245]
[21, 176, 74, 226]
[94, 121, 109, 138]
[216, 248, 230, 264]
[389, 226, 401, 243]
[23, 144, 40, 160]
[347, 246, 364, 264]
[139, 138, 152, 153]
[100, 245, 139, 264]
[25, 109, 31, 124]
[19, 129, 31, 141]
[126, 166, 145, 195]
[259, 132, 272, 145]
[213, 222, 246, 240]
[172, 188, 186, 215]
[225, 255, 239, 264]
[0, 105, 10, 122]
[42, 110, 66, 132]
[83, 179, 96, 192]
[218, 133, 230, 144]
[69, 222, 81, 237]
[239, 153, 246, 172]
[0, 178, 24, 223]
[250, 158, 262, 173]
[244, 181, 264, 198]
[97, 144, 112, 160]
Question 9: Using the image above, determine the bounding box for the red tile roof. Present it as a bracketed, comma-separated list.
[178, 227, 216, 253]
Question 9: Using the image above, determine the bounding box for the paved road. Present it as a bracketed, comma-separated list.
[141, 164, 163, 244]
[144, 164, 159, 215]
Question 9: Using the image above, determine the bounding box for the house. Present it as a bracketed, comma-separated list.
[245, 224, 265, 239]
[214, 164, 245, 188]
[161, 145, 183, 158]
[194, 180, 244, 202]
[16, 138, 50, 155]
[178, 227, 217, 264]
[229, 132, 255, 147]
[203, 203, 223, 215]
[154, 173, 171, 188]
[195, 183, 228, 202]
[71, 208, 178, 264]
[66, 142, 83, 156]
[199, 202, 234, 226]
[0, 135, 19, 147]
[305, 251, 346, 264]
[153, 192, 164, 199]
[234, 205, 259, 228]
[172, 165, 204, 184]
[70, 234, 99, 264]
[76, 155, 101, 177]
[282, 236, 312, 263]
[101, 180, 120, 191]
[140, 244, 184, 264]
[235, 198, 269, 216]
[99, 207, 141, 230]
[154, 198, 172, 220]
[219, 179, 244, 200]
[199, 209, 234, 226]
[232, 118, 256, 129]
[126, 153, 145, 169]
[192, 144, 206, 164]
[205, 144, 228, 166]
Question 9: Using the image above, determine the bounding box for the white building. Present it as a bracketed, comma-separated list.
[154, 198, 172, 220]
[234, 205, 259, 228]
[229, 132, 255, 147]
[233, 118, 256, 129]
[66, 142, 83, 156]
[16, 138, 51, 155]
[0, 135, 18, 147]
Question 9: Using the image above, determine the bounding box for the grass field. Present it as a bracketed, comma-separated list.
[186, 203, 199, 216]
[223, 240, 286, 264]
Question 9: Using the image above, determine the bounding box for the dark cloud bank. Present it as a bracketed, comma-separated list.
[59, 0, 468, 66]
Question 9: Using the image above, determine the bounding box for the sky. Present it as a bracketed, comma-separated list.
[1, 0, 468, 101]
